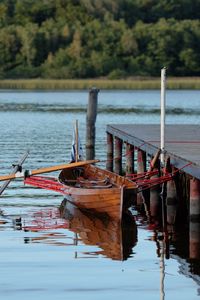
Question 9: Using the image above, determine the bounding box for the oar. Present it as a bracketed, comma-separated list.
[0, 159, 99, 182]
[0, 150, 29, 195]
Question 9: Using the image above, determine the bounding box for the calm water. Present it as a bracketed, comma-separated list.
[0, 90, 200, 300]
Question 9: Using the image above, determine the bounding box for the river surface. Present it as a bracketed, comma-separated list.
[0, 90, 200, 300]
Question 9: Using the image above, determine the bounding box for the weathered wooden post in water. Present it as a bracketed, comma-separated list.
[165, 158, 178, 225]
[125, 143, 134, 175]
[137, 148, 146, 174]
[106, 133, 113, 171]
[137, 148, 146, 205]
[86, 87, 99, 160]
[114, 137, 122, 175]
[189, 177, 200, 259]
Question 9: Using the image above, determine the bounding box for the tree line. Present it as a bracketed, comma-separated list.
[0, 0, 200, 79]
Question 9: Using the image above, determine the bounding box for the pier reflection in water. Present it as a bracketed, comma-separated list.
[136, 186, 200, 298]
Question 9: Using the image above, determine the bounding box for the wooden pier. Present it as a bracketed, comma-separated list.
[106, 124, 200, 259]
[106, 124, 200, 179]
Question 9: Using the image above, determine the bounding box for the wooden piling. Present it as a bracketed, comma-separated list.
[106, 132, 113, 172]
[166, 164, 178, 225]
[114, 137, 122, 175]
[137, 148, 146, 174]
[166, 179, 177, 225]
[147, 153, 161, 219]
[189, 177, 200, 258]
[125, 143, 134, 175]
[190, 177, 200, 221]
[86, 87, 99, 160]
[150, 179, 160, 218]
[137, 148, 146, 205]
[189, 220, 200, 259]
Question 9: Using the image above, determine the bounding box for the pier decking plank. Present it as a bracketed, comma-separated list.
[107, 124, 200, 179]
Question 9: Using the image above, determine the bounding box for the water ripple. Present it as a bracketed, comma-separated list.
[0, 103, 198, 115]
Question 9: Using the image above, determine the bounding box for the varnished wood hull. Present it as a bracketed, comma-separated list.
[63, 186, 122, 219]
[60, 200, 137, 260]
[59, 163, 136, 220]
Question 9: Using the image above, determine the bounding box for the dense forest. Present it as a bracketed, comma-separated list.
[0, 0, 200, 79]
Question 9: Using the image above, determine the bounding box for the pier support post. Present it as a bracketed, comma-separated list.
[190, 220, 200, 259]
[166, 168, 178, 225]
[137, 148, 146, 174]
[189, 177, 200, 259]
[125, 143, 134, 175]
[114, 137, 122, 175]
[190, 177, 200, 221]
[149, 151, 161, 220]
[137, 148, 146, 205]
[86, 87, 99, 160]
[106, 133, 113, 171]
[162, 158, 177, 225]
[150, 179, 160, 219]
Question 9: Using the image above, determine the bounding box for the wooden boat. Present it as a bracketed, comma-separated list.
[58, 120, 137, 220]
[0, 121, 137, 220]
[60, 200, 137, 261]
[0, 157, 137, 220]
[58, 162, 137, 220]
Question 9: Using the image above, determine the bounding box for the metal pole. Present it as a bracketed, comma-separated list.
[160, 67, 166, 166]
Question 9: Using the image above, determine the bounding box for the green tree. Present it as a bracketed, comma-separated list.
[16, 23, 38, 67]
[15, 0, 55, 25]
[0, 26, 20, 75]
[0, 0, 200, 78]
[0, 3, 7, 27]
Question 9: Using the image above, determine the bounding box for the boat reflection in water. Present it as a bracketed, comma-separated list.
[59, 199, 138, 261]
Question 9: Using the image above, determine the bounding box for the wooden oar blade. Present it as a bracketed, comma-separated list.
[0, 159, 99, 182]
[30, 159, 99, 176]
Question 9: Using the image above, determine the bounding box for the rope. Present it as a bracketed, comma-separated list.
[126, 169, 159, 180]
[136, 161, 193, 192]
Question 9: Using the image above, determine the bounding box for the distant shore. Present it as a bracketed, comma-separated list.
[0, 77, 200, 90]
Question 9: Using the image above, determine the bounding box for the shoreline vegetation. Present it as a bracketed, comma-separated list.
[0, 78, 200, 90]
[1, 2, 200, 81]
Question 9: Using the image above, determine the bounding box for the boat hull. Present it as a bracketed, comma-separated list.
[65, 185, 122, 220]
[59, 163, 136, 220]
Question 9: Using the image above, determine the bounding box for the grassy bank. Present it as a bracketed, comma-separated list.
[0, 77, 200, 90]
